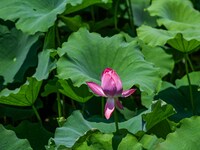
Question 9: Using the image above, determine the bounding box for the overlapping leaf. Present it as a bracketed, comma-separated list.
[156, 116, 200, 150]
[137, 25, 200, 53]
[0, 78, 42, 106]
[141, 44, 174, 77]
[7, 121, 53, 150]
[0, 26, 39, 84]
[147, 0, 200, 30]
[59, 79, 93, 103]
[0, 124, 32, 150]
[0, 0, 79, 34]
[0, 49, 54, 106]
[155, 72, 200, 121]
[175, 71, 200, 88]
[143, 100, 176, 131]
[51, 110, 144, 148]
[137, 0, 200, 53]
[64, 0, 112, 15]
[0, 0, 112, 34]
[130, 0, 157, 27]
[57, 28, 160, 95]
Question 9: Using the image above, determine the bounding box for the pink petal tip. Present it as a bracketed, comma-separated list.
[86, 82, 106, 97]
[104, 98, 115, 119]
[122, 88, 136, 97]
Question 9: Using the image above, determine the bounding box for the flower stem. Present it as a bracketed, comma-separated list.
[186, 54, 194, 71]
[32, 105, 42, 124]
[57, 92, 62, 117]
[184, 54, 195, 114]
[114, 108, 119, 132]
[126, 0, 136, 34]
[114, 0, 120, 30]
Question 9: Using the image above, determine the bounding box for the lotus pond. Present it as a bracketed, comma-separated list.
[0, 0, 200, 150]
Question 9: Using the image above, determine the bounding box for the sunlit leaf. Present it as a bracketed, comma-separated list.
[137, 25, 200, 53]
[73, 131, 113, 150]
[0, 124, 32, 150]
[147, 0, 200, 30]
[137, 0, 200, 53]
[0, 26, 39, 84]
[57, 28, 160, 96]
[141, 44, 174, 77]
[140, 134, 163, 150]
[33, 49, 56, 81]
[175, 71, 200, 88]
[51, 110, 144, 148]
[143, 100, 176, 131]
[118, 134, 142, 150]
[0, 78, 42, 106]
[64, 0, 112, 15]
[156, 116, 200, 150]
[0, 0, 81, 34]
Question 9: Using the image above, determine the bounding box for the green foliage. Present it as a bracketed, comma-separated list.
[156, 116, 200, 150]
[141, 44, 175, 77]
[137, 25, 200, 53]
[0, 26, 40, 84]
[0, 124, 32, 150]
[7, 121, 53, 150]
[137, 0, 200, 53]
[58, 79, 93, 103]
[0, 78, 42, 106]
[156, 72, 200, 121]
[57, 28, 160, 95]
[0, 0, 78, 34]
[130, 0, 157, 27]
[147, 0, 200, 30]
[0, 0, 200, 149]
[51, 110, 144, 148]
[143, 100, 176, 131]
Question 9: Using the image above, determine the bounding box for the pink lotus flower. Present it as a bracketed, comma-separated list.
[86, 68, 136, 119]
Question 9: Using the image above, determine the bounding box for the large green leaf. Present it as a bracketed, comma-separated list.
[0, 48, 56, 106]
[143, 100, 176, 131]
[130, 0, 157, 27]
[141, 44, 174, 77]
[7, 121, 53, 150]
[59, 79, 93, 103]
[175, 71, 200, 88]
[139, 134, 163, 150]
[73, 131, 113, 150]
[137, 25, 200, 53]
[0, 124, 32, 150]
[33, 49, 56, 81]
[0, 0, 81, 34]
[155, 72, 200, 121]
[137, 0, 200, 53]
[60, 15, 89, 32]
[156, 116, 200, 150]
[0, 26, 39, 84]
[147, 0, 200, 30]
[118, 134, 142, 150]
[57, 28, 160, 95]
[51, 110, 144, 148]
[64, 0, 112, 15]
[0, 78, 42, 106]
